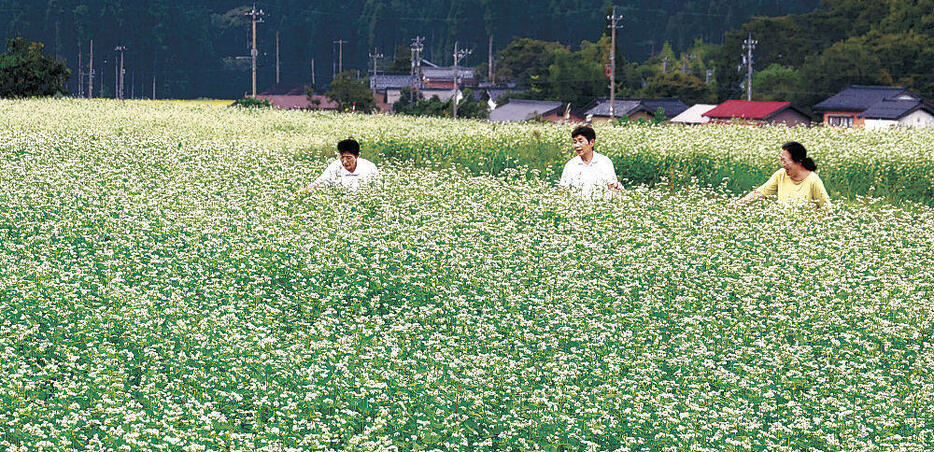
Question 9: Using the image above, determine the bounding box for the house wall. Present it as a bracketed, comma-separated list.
[864, 119, 895, 129]
[255, 95, 311, 109]
[769, 110, 810, 127]
[899, 110, 934, 127]
[822, 111, 858, 127]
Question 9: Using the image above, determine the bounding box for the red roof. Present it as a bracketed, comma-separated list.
[703, 100, 791, 120]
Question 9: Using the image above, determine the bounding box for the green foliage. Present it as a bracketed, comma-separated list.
[0, 38, 70, 98]
[753, 64, 803, 102]
[641, 71, 716, 105]
[493, 38, 566, 86]
[393, 87, 488, 119]
[232, 97, 272, 108]
[326, 71, 376, 113]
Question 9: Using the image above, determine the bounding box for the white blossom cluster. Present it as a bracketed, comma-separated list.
[0, 99, 932, 450]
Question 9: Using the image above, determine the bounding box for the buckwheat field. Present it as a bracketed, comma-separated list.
[1, 99, 932, 450]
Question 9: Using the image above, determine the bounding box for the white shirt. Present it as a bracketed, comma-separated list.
[313, 157, 380, 192]
[559, 152, 619, 196]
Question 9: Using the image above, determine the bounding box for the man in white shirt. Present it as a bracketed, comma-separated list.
[306, 138, 380, 192]
[559, 126, 621, 196]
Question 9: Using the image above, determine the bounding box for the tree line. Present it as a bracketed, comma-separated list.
[0, 0, 818, 99]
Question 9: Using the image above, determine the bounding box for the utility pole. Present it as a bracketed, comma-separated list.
[607, 5, 623, 119]
[77, 43, 83, 97]
[333, 39, 347, 75]
[681, 54, 696, 74]
[245, 3, 265, 97]
[115, 45, 126, 100]
[88, 40, 93, 99]
[311, 58, 316, 86]
[131, 70, 135, 99]
[662, 56, 670, 73]
[369, 48, 383, 97]
[409, 36, 425, 98]
[488, 35, 494, 85]
[152, 74, 156, 99]
[275, 31, 280, 84]
[742, 34, 757, 101]
[452, 41, 471, 119]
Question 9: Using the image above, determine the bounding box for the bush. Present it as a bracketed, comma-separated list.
[232, 97, 272, 108]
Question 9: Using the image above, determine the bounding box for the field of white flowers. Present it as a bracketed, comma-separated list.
[1, 99, 933, 450]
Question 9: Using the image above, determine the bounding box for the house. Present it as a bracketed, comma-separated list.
[420, 66, 476, 90]
[584, 98, 689, 123]
[254, 83, 337, 110]
[813, 85, 934, 129]
[670, 104, 717, 125]
[370, 74, 419, 111]
[488, 99, 584, 123]
[702, 100, 810, 126]
[813, 85, 927, 128]
[858, 99, 934, 129]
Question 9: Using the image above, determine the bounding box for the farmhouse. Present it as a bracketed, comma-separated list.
[254, 83, 337, 110]
[703, 100, 810, 127]
[813, 85, 933, 128]
[585, 98, 689, 123]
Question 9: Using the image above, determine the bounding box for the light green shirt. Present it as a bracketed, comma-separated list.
[757, 169, 831, 208]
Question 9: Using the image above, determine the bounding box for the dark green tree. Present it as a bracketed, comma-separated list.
[326, 71, 376, 112]
[641, 71, 715, 104]
[752, 64, 803, 102]
[0, 38, 70, 98]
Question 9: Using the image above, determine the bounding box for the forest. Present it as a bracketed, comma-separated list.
[0, 0, 819, 99]
[1, 0, 931, 104]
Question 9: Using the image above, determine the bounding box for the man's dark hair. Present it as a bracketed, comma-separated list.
[571, 126, 596, 142]
[337, 138, 360, 156]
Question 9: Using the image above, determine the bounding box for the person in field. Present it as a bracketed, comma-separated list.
[740, 141, 831, 208]
[559, 126, 621, 196]
[305, 138, 380, 192]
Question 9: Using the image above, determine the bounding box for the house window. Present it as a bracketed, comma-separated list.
[828, 115, 853, 128]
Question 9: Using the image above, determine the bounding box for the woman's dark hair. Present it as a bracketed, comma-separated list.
[571, 126, 596, 143]
[782, 141, 817, 171]
[337, 138, 360, 156]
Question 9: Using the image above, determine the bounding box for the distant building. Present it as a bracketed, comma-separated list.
[488, 99, 583, 123]
[370, 74, 419, 112]
[585, 98, 689, 123]
[255, 83, 336, 110]
[703, 100, 810, 127]
[814, 85, 934, 129]
[420, 66, 476, 90]
[670, 104, 717, 125]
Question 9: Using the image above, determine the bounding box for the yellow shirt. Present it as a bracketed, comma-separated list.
[757, 169, 831, 208]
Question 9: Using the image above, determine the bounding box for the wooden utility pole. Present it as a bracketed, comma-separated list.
[275, 31, 280, 84]
[246, 3, 265, 97]
[452, 41, 471, 119]
[114, 45, 126, 99]
[88, 40, 93, 99]
[607, 6, 623, 118]
[488, 35, 494, 84]
[78, 43, 83, 97]
[152, 74, 156, 99]
[333, 39, 347, 75]
[311, 58, 316, 86]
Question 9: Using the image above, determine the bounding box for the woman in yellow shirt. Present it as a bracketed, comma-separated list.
[740, 141, 831, 208]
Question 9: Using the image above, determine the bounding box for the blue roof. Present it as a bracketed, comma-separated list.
[489, 99, 563, 122]
[857, 99, 928, 120]
[371, 74, 418, 90]
[585, 98, 688, 119]
[814, 85, 916, 112]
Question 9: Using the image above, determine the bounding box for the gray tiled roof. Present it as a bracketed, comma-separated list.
[857, 99, 925, 120]
[371, 74, 418, 90]
[814, 85, 915, 111]
[585, 100, 645, 117]
[489, 99, 563, 122]
[421, 66, 475, 80]
[585, 98, 688, 119]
